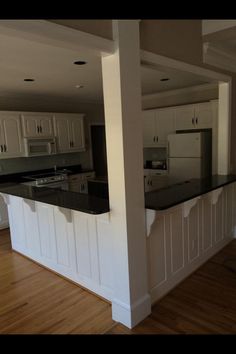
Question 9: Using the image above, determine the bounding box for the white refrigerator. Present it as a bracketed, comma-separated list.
[167, 131, 212, 181]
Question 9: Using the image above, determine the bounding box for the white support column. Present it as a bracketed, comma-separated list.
[101, 20, 151, 328]
[218, 81, 231, 174]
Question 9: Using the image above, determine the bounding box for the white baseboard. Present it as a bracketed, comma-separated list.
[112, 293, 151, 328]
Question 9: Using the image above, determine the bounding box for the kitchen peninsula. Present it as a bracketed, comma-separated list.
[0, 168, 113, 302]
[1, 171, 236, 307]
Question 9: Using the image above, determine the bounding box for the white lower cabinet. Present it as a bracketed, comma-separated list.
[4, 195, 113, 301]
[147, 183, 236, 304]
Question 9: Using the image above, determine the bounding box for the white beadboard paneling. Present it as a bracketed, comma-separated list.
[96, 214, 114, 290]
[147, 182, 236, 305]
[201, 196, 212, 253]
[53, 207, 71, 268]
[36, 202, 56, 261]
[214, 192, 224, 244]
[170, 208, 184, 275]
[187, 203, 200, 263]
[7, 196, 26, 250]
[73, 211, 92, 279]
[148, 214, 166, 289]
[23, 199, 41, 258]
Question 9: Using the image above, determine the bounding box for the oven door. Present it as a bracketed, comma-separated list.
[42, 181, 69, 191]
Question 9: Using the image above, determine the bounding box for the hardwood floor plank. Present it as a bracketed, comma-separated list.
[1, 228, 236, 334]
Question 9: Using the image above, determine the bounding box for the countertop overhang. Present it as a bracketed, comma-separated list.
[145, 174, 236, 211]
[0, 183, 110, 215]
[1, 173, 236, 215]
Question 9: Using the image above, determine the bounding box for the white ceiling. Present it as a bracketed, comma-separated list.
[0, 29, 212, 106]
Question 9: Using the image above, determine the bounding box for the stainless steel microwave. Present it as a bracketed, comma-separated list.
[24, 138, 57, 157]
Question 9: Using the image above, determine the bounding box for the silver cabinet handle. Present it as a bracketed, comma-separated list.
[37, 126, 40, 133]
[192, 118, 194, 125]
[156, 136, 158, 142]
[71, 141, 74, 147]
[40, 126, 42, 133]
[0, 145, 3, 153]
[153, 136, 155, 142]
[196, 117, 198, 125]
[4, 144, 6, 152]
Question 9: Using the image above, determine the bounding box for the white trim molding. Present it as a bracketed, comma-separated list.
[202, 20, 236, 36]
[112, 294, 151, 329]
[203, 42, 236, 73]
[140, 49, 231, 82]
[142, 83, 218, 103]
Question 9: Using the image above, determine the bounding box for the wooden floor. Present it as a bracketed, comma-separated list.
[1, 228, 236, 334]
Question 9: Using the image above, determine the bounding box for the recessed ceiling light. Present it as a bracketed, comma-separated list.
[24, 78, 35, 82]
[74, 61, 87, 65]
[75, 85, 84, 89]
[160, 78, 170, 82]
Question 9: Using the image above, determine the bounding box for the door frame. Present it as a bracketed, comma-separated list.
[88, 122, 106, 171]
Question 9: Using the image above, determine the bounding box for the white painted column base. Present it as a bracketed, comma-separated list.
[112, 294, 151, 328]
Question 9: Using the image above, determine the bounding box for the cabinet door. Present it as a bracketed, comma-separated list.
[54, 115, 71, 153]
[175, 105, 195, 130]
[142, 110, 157, 147]
[194, 102, 212, 129]
[21, 114, 39, 137]
[0, 120, 5, 156]
[1, 114, 24, 157]
[156, 108, 175, 146]
[38, 115, 54, 137]
[69, 116, 85, 151]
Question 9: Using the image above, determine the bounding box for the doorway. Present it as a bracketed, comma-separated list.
[90, 125, 108, 178]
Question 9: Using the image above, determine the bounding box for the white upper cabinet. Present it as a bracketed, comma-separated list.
[175, 102, 213, 131]
[194, 102, 213, 129]
[143, 109, 156, 147]
[21, 112, 54, 138]
[175, 105, 195, 130]
[143, 107, 175, 147]
[156, 108, 176, 145]
[70, 116, 85, 151]
[0, 113, 24, 158]
[54, 113, 85, 153]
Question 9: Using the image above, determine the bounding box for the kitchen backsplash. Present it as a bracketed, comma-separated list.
[0, 151, 92, 175]
[143, 147, 167, 164]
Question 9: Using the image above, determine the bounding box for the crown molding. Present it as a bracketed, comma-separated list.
[142, 83, 218, 102]
[203, 42, 236, 73]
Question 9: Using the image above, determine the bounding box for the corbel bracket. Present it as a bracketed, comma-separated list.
[23, 198, 36, 212]
[0, 193, 10, 205]
[183, 196, 201, 218]
[208, 187, 223, 205]
[146, 209, 157, 237]
[56, 207, 72, 223]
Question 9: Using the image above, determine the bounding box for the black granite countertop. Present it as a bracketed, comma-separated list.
[0, 183, 109, 215]
[145, 174, 236, 211]
[1, 172, 236, 214]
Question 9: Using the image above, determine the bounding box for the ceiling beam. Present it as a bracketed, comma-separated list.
[0, 20, 115, 56]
